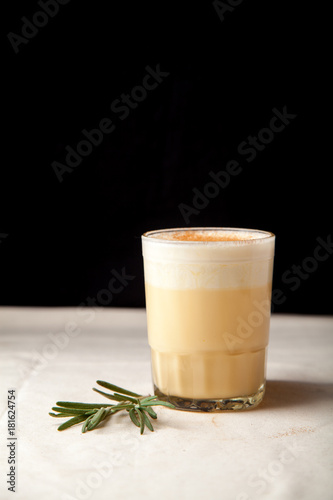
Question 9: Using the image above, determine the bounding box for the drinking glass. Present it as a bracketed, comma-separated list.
[142, 227, 275, 411]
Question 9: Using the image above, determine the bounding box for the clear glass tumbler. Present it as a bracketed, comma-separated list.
[142, 227, 275, 411]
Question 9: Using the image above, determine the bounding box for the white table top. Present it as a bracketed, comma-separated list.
[0, 308, 332, 500]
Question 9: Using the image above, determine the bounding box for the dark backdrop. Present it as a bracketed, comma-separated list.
[1, 1, 331, 313]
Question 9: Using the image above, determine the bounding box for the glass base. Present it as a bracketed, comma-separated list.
[154, 382, 266, 412]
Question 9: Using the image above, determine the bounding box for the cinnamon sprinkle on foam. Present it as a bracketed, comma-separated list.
[148, 230, 264, 242]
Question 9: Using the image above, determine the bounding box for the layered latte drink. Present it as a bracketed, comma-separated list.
[142, 228, 275, 411]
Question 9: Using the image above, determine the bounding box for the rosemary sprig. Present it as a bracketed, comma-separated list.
[49, 381, 174, 434]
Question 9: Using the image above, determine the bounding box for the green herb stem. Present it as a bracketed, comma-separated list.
[49, 380, 175, 434]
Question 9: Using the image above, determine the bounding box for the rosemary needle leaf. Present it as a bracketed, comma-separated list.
[87, 408, 107, 430]
[136, 409, 145, 435]
[52, 407, 94, 415]
[141, 410, 154, 432]
[49, 412, 74, 418]
[58, 415, 88, 431]
[129, 408, 140, 427]
[114, 393, 139, 403]
[57, 402, 113, 410]
[140, 401, 175, 409]
[89, 409, 113, 432]
[144, 406, 157, 419]
[50, 412, 92, 418]
[96, 381, 141, 398]
[82, 416, 94, 434]
[93, 388, 138, 404]
[140, 396, 158, 404]
[92, 388, 127, 402]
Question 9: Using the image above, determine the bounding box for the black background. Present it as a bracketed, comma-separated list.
[1, 1, 331, 313]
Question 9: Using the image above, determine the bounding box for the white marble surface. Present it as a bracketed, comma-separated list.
[0, 308, 332, 500]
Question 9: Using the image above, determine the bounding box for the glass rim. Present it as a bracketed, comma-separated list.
[142, 227, 275, 244]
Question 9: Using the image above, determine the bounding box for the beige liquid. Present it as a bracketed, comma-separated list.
[146, 283, 271, 399]
[142, 228, 275, 402]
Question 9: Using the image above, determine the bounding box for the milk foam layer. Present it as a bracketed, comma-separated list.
[148, 229, 267, 242]
[142, 228, 275, 289]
